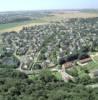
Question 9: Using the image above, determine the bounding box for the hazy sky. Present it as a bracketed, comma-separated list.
[0, 0, 98, 12]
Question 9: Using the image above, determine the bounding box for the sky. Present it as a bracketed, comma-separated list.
[0, 0, 98, 12]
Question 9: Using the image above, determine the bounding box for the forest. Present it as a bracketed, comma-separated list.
[0, 68, 98, 100]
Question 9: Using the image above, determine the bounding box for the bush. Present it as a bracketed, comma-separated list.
[59, 58, 66, 65]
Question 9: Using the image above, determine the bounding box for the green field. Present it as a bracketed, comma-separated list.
[0, 19, 46, 31]
[0, 21, 31, 30]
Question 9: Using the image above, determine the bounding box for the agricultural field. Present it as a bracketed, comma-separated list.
[41, 12, 98, 22]
[0, 19, 47, 33]
[0, 11, 98, 33]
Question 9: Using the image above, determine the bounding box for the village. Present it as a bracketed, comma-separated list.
[0, 17, 98, 82]
[1, 0, 98, 98]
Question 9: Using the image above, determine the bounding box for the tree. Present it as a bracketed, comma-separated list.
[48, 90, 66, 100]
[59, 58, 66, 65]
[32, 64, 42, 70]
[7, 87, 21, 96]
[78, 74, 91, 85]
[38, 69, 57, 83]
[78, 52, 89, 60]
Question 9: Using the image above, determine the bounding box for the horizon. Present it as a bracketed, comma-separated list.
[0, 8, 98, 13]
[0, 0, 98, 12]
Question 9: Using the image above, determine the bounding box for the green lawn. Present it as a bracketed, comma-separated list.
[83, 61, 98, 70]
[75, 60, 98, 75]
[52, 71, 62, 80]
[94, 56, 98, 61]
[69, 59, 98, 77]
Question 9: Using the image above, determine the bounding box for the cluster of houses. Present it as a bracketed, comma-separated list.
[1, 17, 98, 71]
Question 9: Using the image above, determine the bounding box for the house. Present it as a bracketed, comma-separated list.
[79, 57, 92, 64]
[21, 63, 29, 70]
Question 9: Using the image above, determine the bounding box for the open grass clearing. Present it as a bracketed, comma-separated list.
[52, 71, 62, 80]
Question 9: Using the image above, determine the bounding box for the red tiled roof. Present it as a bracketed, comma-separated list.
[79, 57, 92, 64]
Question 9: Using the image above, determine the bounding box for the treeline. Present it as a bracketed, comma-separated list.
[0, 68, 98, 100]
[0, 17, 31, 24]
[7, 17, 32, 23]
